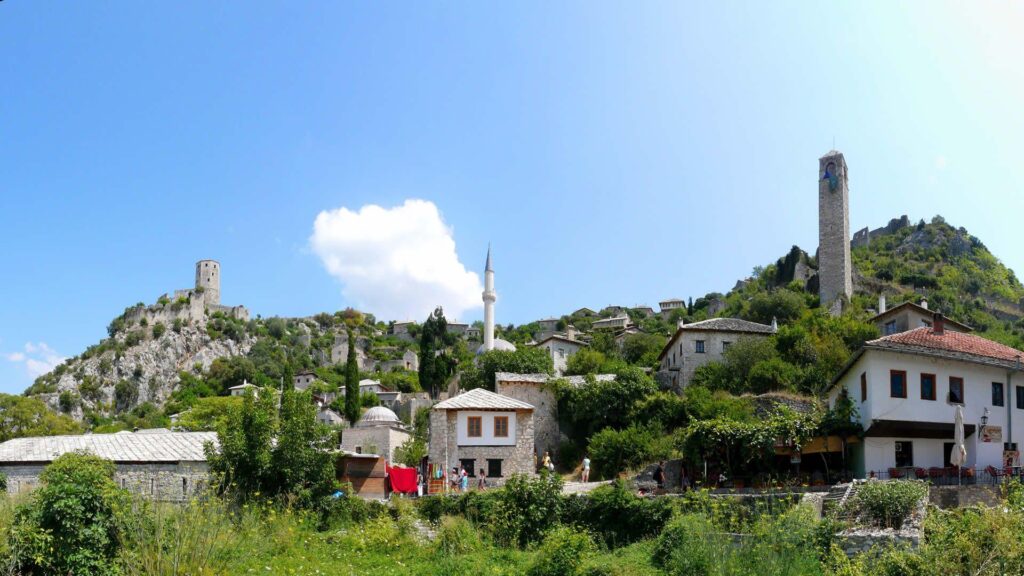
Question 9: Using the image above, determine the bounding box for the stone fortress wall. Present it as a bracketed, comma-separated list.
[851, 215, 911, 249]
[124, 260, 249, 328]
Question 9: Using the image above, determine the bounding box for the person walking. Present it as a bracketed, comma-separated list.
[477, 468, 488, 491]
[542, 451, 554, 473]
[581, 454, 591, 483]
[459, 465, 469, 492]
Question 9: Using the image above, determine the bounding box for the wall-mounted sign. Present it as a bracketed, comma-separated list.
[982, 426, 1002, 443]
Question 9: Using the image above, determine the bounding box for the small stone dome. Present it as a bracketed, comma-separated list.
[357, 406, 401, 427]
[475, 338, 517, 355]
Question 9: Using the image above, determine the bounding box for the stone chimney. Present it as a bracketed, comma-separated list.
[878, 294, 887, 314]
[933, 312, 945, 335]
[921, 298, 928, 310]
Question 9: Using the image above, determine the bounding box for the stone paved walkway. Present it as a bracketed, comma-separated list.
[562, 480, 612, 495]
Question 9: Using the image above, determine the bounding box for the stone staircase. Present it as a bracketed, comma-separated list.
[821, 482, 857, 518]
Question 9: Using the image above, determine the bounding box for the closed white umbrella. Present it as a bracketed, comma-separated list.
[952, 405, 967, 485]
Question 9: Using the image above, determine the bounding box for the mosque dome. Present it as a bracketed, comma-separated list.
[357, 406, 401, 427]
[476, 338, 517, 355]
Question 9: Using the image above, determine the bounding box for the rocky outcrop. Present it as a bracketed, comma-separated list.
[34, 325, 253, 420]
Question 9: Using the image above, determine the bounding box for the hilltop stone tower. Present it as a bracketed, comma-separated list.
[818, 151, 853, 312]
[195, 259, 221, 307]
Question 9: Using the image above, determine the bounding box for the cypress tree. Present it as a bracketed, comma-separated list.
[344, 328, 360, 425]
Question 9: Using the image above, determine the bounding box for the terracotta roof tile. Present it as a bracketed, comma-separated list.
[868, 327, 1024, 366]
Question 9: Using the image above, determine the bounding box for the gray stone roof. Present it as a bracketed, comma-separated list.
[433, 387, 534, 411]
[495, 372, 616, 386]
[0, 431, 218, 464]
[678, 317, 776, 334]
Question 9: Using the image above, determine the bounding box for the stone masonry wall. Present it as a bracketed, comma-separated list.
[2, 462, 210, 502]
[495, 381, 559, 461]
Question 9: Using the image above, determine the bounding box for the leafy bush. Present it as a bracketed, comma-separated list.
[587, 424, 673, 479]
[850, 481, 927, 529]
[434, 515, 481, 556]
[11, 452, 131, 576]
[151, 322, 166, 339]
[652, 513, 716, 574]
[492, 472, 563, 549]
[561, 480, 674, 547]
[526, 526, 596, 576]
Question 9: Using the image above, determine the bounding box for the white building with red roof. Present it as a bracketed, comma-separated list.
[828, 313, 1024, 478]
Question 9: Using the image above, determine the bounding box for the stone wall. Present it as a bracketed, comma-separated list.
[495, 381, 559, 461]
[341, 426, 410, 462]
[429, 409, 535, 486]
[2, 462, 210, 502]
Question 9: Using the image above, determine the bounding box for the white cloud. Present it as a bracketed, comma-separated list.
[5, 342, 66, 378]
[935, 155, 948, 170]
[310, 199, 483, 321]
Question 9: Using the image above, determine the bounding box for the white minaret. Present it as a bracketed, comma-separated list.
[482, 245, 496, 351]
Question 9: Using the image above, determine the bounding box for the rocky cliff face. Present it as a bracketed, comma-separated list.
[31, 324, 253, 421]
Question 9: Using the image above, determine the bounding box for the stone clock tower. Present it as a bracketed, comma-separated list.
[818, 150, 852, 311]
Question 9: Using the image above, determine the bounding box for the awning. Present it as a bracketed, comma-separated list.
[864, 419, 976, 439]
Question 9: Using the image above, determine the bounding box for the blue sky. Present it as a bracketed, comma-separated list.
[2, 2, 1023, 393]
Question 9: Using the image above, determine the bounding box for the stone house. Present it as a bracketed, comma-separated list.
[0, 430, 216, 501]
[534, 335, 586, 375]
[495, 372, 616, 463]
[375, 349, 419, 373]
[871, 297, 971, 336]
[293, 371, 318, 391]
[429, 388, 535, 485]
[228, 381, 259, 397]
[659, 299, 686, 319]
[341, 406, 410, 462]
[657, 317, 776, 390]
[827, 314, 1022, 478]
[592, 315, 631, 331]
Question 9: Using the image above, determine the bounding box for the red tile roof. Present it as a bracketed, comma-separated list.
[868, 327, 1024, 365]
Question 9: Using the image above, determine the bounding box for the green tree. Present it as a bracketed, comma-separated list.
[462, 347, 554, 391]
[175, 396, 243, 431]
[344, 328, 360, 425]
[12, 452, 130, 576]
[206, 389, 277, 499]
[0, 394, 81, 442]
[621, 332, 667, 366]
[272, 388, 338, 505]
[419, 306, 454, 398]
[564, 348, 606, 376]
[555, 367, 657, 443]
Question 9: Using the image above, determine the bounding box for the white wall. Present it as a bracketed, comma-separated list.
[538, 340, 584, 375]
[833, 350, 1020, 473]
[456, 411, 517, 446]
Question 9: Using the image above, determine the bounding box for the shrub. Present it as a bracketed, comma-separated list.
[562, 479, 673, 547]
[12, 452, 131, 576]
[0, 472, 6, 492]
[850, 481, 927, 529]
[526, 526, 596, 576]
[151, 322, 166, 339]
[492, 472, 563, 549]
[652, 513, 716, 575]
[58, 390, 78, 413]
[434, 515, 481, 556]
[587, 424, 673, 479]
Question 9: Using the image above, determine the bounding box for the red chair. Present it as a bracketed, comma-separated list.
[914, 468, 928, 480]
[986, 465, 1006, 484]
[929, 467, 945, 481]
[888, 467, 906, 479]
